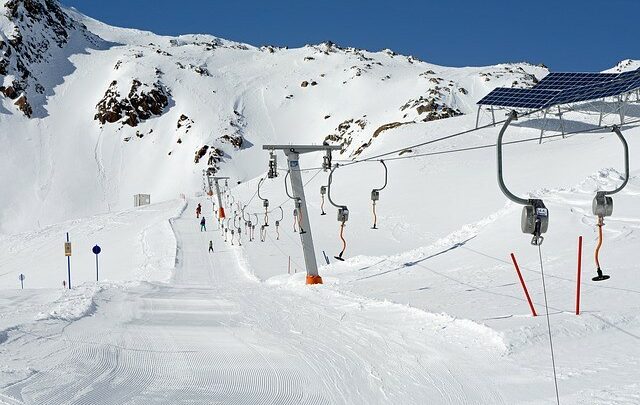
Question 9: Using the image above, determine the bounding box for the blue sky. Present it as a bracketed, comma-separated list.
[62, 0, 639, 72]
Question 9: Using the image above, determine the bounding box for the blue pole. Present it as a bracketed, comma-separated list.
[96, 254, 99, 282]
[66, 232, 71, 289]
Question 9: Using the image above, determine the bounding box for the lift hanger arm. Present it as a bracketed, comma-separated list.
[374, 160, 388, 192]
[497, 110, 529, 206]
[602, 125, 630, 196]
[327, 165, 347, 209]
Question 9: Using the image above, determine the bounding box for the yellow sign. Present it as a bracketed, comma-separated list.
[64, 242, 72, 257]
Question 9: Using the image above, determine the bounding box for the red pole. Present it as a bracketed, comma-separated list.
[288, 256, 291, 275]
[576, 236, 583, 315]
[510, 253, 537, 317]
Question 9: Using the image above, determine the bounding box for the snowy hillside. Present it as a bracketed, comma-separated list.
[0, 0, 639, 404]
[0, 0, 548, 233]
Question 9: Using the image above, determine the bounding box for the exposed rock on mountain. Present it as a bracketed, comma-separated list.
[94, 79, 170, 127]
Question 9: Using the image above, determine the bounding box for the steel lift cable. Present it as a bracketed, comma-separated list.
[327, 164, 350, 261]
[497, 110, 558, 405]
[591, 125, 630, 281]
[370, 160, 388, 229]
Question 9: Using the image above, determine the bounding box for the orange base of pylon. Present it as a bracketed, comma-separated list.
[306, 275, 323, 285]
[218, 207, 226, 219]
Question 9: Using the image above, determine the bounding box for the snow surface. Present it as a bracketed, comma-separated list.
[0, 1, 639, 404]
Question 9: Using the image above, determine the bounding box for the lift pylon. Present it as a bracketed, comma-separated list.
[204, 172, 230, 219]
[263, 144, 341, 284]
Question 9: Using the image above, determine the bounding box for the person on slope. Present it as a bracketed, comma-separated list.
[196, 203, 202, 218]
[208, 240, 214, 253]
[200, 216, 207, 232]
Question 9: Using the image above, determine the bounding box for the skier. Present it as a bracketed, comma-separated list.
[208, 240, 214, 253]
[200, 216, 206, 232]
[196, 203, 202, 218]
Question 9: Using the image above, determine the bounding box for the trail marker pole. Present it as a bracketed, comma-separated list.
[576, 236, 582, 315]
[19, 273, 25, 289]
[510, 253, 537, 317]
[65, 233, 72, 289]
[93, 245, 102, 282]
[263, 144, 340, 285]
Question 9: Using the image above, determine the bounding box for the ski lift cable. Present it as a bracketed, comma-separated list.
[341, 107, 546, 166]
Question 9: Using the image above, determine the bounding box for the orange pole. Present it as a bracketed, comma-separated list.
[576, 236, 582, 315]
[510, 253, 537, 317]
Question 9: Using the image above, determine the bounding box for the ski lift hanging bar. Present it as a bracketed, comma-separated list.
[320, 186, 327, 215]
[371, 160, 388, 229]
[327, 164, 349, 261]
[257, 178, 270, 226]
[591, 125, 630, 281]
[497, 111, 549, 245]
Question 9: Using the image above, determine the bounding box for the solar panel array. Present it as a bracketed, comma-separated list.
[477, 67, 640, 109]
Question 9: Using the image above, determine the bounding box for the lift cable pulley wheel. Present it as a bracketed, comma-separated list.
[371, 160, 388, 229]
[257, 178, 270, 226]
[591, 125, 629, 281]
[497, 111, 549, 246]
[320, 186, 327, 215]
[275, 206, 284, 240]
[327, 164, 349, 261]
[267, 150, 278, 179]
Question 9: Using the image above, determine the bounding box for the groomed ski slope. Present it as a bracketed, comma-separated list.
[0, 201, 539, 404]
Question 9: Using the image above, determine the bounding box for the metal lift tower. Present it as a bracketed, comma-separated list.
[204, 172, 230, 219]
[263, 144, 341, 284]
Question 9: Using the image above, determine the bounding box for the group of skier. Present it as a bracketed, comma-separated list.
[196, 203, 214, 253]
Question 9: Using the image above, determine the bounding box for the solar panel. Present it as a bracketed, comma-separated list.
[478, 68, 640, 109]
[477, 88, 560, 109]
[551, 72, 640, 105]
[534, 69, 639, 90]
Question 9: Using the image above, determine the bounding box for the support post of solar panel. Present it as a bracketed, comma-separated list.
[475, 106, 481, 129]
[558, 106, 565, 137]
[490, 106, 496, 126]
[539, 109, 548, 144]
[262, 144, 341, 285]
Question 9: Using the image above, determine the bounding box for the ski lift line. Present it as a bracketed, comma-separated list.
[382, 116, 640, 162]
[538, 245, 561, 405]
[341, 108, 547, 166]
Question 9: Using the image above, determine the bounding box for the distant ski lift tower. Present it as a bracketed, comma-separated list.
[263, 144, 341, 285]
[134, 194, 151, 207]
[204, 171, 230, 219]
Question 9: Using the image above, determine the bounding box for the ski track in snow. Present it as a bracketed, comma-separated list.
[0, 201, 517, 404]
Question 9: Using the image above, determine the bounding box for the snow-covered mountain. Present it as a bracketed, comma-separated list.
[0, 0, 551, 233]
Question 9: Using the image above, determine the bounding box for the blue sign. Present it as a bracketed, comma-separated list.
[92, 245, 102, 255]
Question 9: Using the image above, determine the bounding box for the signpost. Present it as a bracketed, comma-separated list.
[92, 245, 102, 282]
[65, 233, 72, 289]
[19, 273, 25, 289]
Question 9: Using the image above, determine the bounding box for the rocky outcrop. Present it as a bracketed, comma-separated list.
[0, 0, 97, 117]
[94, 80, 170, 127]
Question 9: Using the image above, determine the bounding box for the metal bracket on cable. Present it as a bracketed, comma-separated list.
[497, 110, 549, 245]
